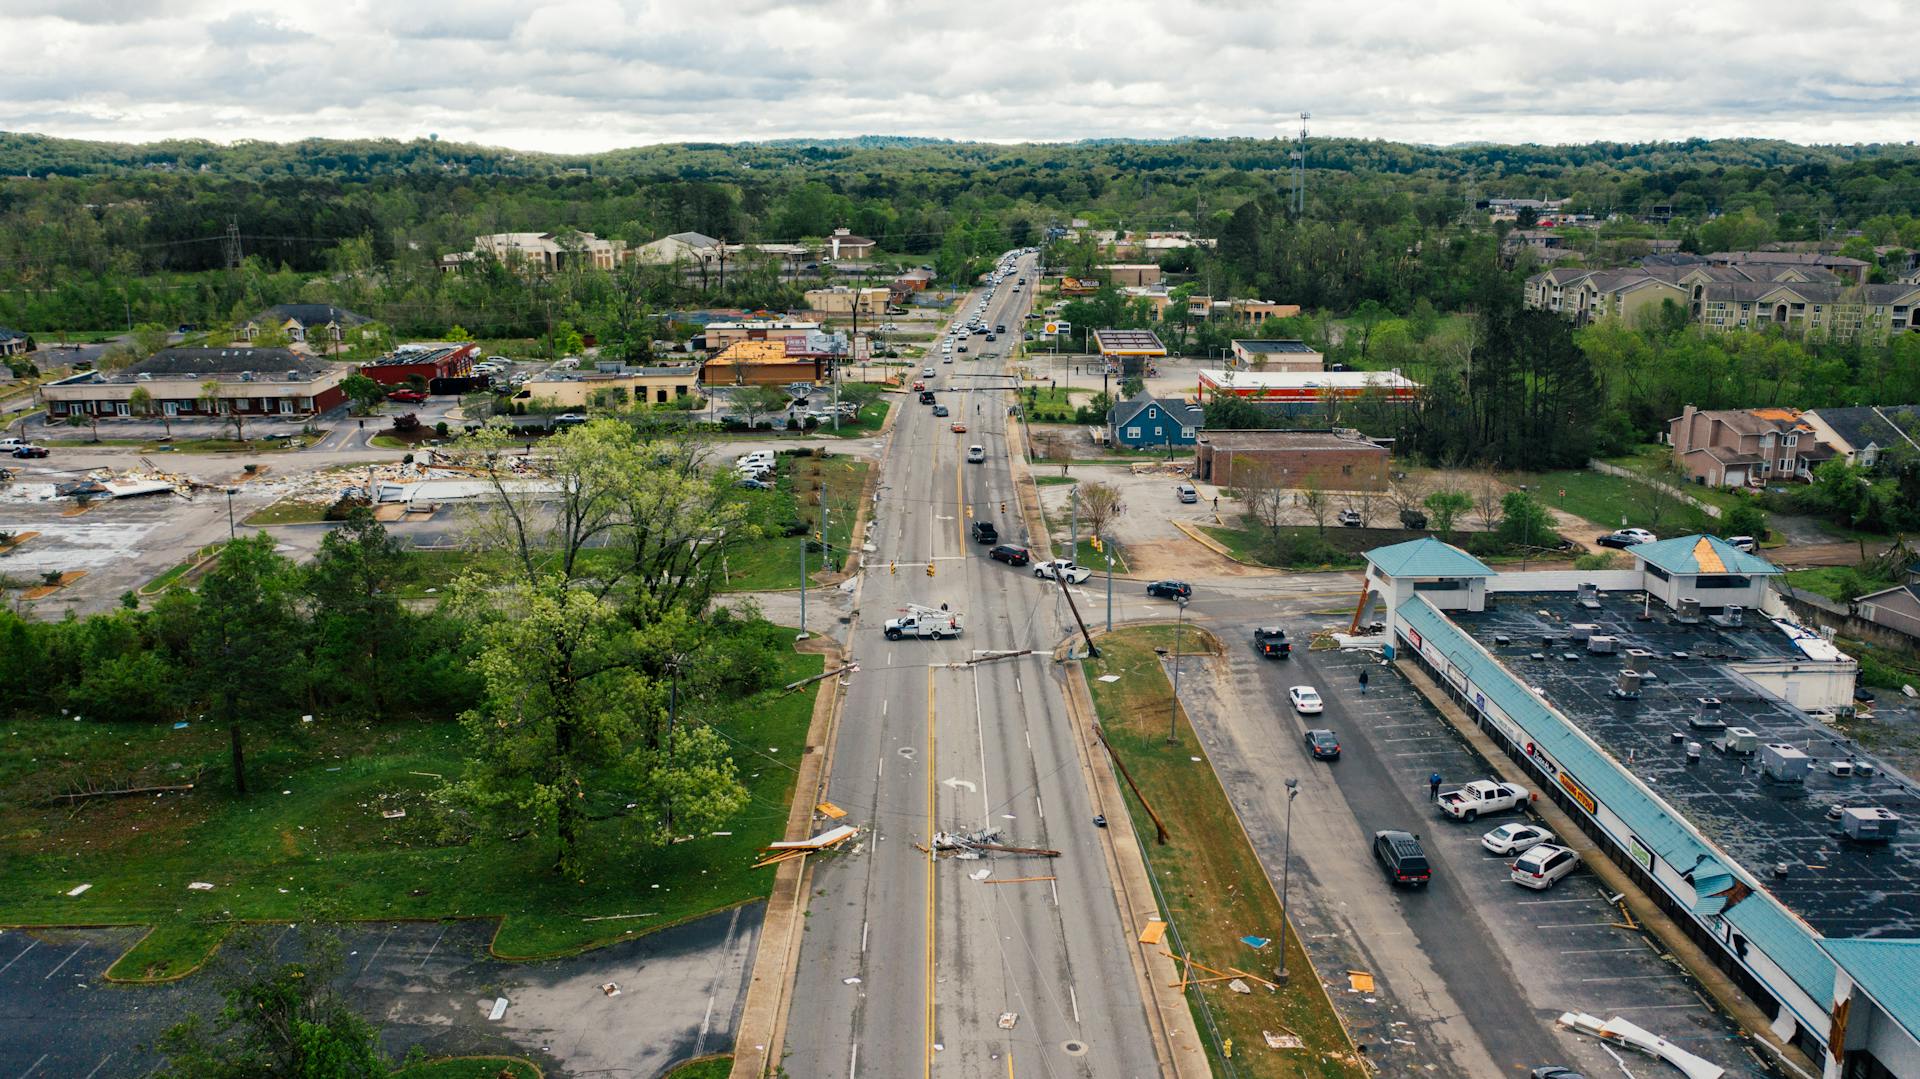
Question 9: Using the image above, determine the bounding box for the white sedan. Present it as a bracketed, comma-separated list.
[1288, 686, 1324, 715]
[1032, 560, 1092, 584]
[1481, 823, 1557, 856]
[1511, 844, 1581, 890]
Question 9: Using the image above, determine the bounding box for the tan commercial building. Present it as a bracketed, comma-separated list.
[1193, 429, 1390, 491]
[521, 365, 702, 408]
[700, 339, 838, 387]
[702, 320, 821, 350]
[1100, 263, 1162, 288]
[804, 287, 889, 318]
[453, 231, 628, 274]
[1230, 339, 1323, 371]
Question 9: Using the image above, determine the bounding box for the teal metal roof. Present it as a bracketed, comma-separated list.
[1689, 858, 1734, 916]
[1631, 534, 1781, 576]
[1365, 538, 1493, 579]
[1823, 938, 1920, 1041]
[1397, 597, 1835, 1010]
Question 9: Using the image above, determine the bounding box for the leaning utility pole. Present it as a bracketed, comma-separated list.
[1054, 569, 1098, 659]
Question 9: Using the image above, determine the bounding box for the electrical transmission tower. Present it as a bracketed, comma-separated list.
[223, 219, 242, 269]
[1291, 112, 1311, 215]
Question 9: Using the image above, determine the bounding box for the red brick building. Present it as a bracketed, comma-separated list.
[359, 343, 478, 387]
[40, 347, 348, 420]
[1193, 429, 1391, 491]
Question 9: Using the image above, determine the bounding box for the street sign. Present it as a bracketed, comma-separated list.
[1043, 320, 1071, 335]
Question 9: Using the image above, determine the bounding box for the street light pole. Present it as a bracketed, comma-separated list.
[1105, 546, 1114, 633]
[1279, 777, 1299, 980]
[225, 487, 235, 540]
[1167, 595, 1188, 744]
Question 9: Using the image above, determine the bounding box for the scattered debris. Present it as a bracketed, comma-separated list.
[1348, 971, 1376, 993]
[931, 827, 1060, 858]
[969, 868, 992, 881]
[1138, 920, 1168, 946]
[1263, 1030, 1304, 1050]
[997, 1012, 1019, 1030]
[1240, 935, 1270, 950]
[754, 823, 861, 868]
[187, 881, 214, 891]
[1098, 674, 1121, 683]
[816, 801, 848, 819]
[1227, 978, 1252, 995]
[488, 998, 509, 1021]
[600, 982, 621, 997]
[65, 884, 91, 897]
[381, 809, 406, 820]
[1557, 1012, 1725, 1079]
[843, 976, 861, 985]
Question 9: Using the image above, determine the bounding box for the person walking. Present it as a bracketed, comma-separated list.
[1359, 668, 1370, 694]
[1429, 772, 1443, 801]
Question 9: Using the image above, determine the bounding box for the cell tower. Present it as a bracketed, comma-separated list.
[223, 219, 242, 270]
[1291, 111, 1311, 215]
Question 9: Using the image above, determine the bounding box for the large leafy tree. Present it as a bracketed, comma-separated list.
[303, 508, 409, 719]
[187, 534, 300, 795]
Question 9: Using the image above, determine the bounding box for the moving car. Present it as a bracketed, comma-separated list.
[951, 421, 968, 433]
[1253, 626, 1292, 659]
[1596, 527, 1657, 549]
[932, 405, 950, 417]
[386, 389, 428, 403]
[922, 368, 935, 377]
[919, 390, 937, 404]
[1288, 685, 1323, 714]
[10, 445, 49, 459]
[971, 521, 999, 544]
[1033, 559, 1092, 584]
[966, 444, 986, 462]
[1438, 779, 1530, 822]
[1510, 844, 1580, 890]
[1304, 728, 1341, 760]
[989, 544, 1031, 566]
[1146, 580, 1192, 600]
[1372, 830, 1431, 888]
[1481, 823, 1556, 855]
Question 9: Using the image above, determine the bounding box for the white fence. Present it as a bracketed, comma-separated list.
[1486, 569, 1645, 594]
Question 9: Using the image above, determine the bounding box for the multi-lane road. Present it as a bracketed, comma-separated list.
[783, 254, 1163, 1078]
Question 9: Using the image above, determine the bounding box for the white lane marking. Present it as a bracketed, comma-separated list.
[1516, 897, 1599, 905]
[849, 1042, 859, 1078]
[877, 756, 884, 779]
[1069, 984, 1080, 1023]
[1015, 676, 1021, 693]
[882, 699, 888, 716]
[1024, 729, 1031, 750]
[1600, 1002, 1706, 1011]
[1536, 921, 1621, 929]
[1035, 793, 1044, 820]
[1581, 974, 1685, 982]
[41, 945, 82, 981]
[862, 921, 869, 953]
[18, 1053, 48, 1078]
[1050, 878, 1060, 908]
[0, 940, 37, 974]
[887, 652, 893, 666]
[80, 1055, 114, 1079]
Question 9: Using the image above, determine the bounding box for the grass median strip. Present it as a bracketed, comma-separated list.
[1084, 625, 1363, 1078]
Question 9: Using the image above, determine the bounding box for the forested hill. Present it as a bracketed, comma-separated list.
[5, 130, 1918, 184]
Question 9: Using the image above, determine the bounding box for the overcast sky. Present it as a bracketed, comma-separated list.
[3, 0, 1916, 153]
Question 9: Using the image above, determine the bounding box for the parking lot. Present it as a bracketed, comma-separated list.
[1170, 605, 1763, 1078]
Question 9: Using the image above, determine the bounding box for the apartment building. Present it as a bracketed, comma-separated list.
[457, 231, 627, 274]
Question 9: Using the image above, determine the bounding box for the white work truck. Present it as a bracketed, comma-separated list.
[1438, 779, 1530, 821]
[884, 603, 963, 641]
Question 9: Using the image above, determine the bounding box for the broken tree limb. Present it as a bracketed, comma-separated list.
[43, 782, 196, 805]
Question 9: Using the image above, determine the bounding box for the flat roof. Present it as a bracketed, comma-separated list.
[1233, 339, 1319, 354]
[1448, 592, 1920, 940]
[1196, 368, 1419, 389]
[54, 347, 337, 384]
[365, 344, 470, 368]
[1092, 329, 1166, 356]
[1198, 429, 1384, 451]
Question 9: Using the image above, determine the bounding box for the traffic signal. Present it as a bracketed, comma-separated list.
[926, 562, 936, 577]
[1091, 536, 1103, 552]
[999, 501, 1006, 514]
[890, 561, 897, 575]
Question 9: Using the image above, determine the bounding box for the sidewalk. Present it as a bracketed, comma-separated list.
[1393, 658, 1820, 1079]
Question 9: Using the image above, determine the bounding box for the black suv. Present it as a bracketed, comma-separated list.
[1146, 580, 1193, 600]
[1253, 626, 1290, 659]
[919, 390, 936, 404]
[970, 521, 999, 544]
[1372, 830, 1431, 888]
[989, 544, 1031, 566]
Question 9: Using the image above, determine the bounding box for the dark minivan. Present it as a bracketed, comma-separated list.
[1373, 830, 1431, 888]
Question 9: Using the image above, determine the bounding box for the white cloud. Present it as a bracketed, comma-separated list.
[2, 0, 1916, 152]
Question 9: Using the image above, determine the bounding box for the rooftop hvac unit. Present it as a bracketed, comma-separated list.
[1570, 623, 1598, 641]
[1719, 727, 1760, 754]
[1827, 759, 1855, 778]
[1612, 670, 1643, 699]
[286, 370, 300, 380]
[1708, 605, 1746, 629]
[1760, 743, 1812, 783]
[1675, 598, 1704, 624]
[239, 371, 254, 382]
[1576, 582, 1602, 609]
[1587, 635, 1619, 655]
[1689, 698, 1728, 731]
[1840, 806, 1900, 842]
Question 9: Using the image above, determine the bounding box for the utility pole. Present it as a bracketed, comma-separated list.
[1291, 111, 1311, 216]
[1167, 595, 1188, 743]
[1278, 777, 1299, 981]
[797, 533, 807, 638]
[1054, 566, 1098, 659]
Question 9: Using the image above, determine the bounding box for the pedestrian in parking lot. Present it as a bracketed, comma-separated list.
[1359, 668, 1370, 694]
[1429, 772, 1442, 801]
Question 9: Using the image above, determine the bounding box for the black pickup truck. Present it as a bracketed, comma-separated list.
[1254, 626, 1292, 659]
[971, 521, 999, 544]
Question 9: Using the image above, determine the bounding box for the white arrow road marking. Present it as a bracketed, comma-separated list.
[943, 777, 978, 793]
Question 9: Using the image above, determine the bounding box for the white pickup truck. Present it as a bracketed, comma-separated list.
[884, 606, 963, 641]
[1438, 779, 1530, 821]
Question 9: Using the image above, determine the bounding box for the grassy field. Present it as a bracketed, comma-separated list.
[1515, 465, 1716, 536]
[1018, 386, 1088, 422]
[396, 1058, 541, 1079]
[660, 1057, 732, 1079]
[722, 454, 869, 591]
[1074, 537, 1129, 575]
[242, 498, 333, 525]
[1201, 522, 1371, 570]
[0, 621, 823, 979]
[1784, 565, 1898, 603]
[138, 541, 227, 596]
[1084, 627, 1364, 1078]
[1033, 474, 1078, 487]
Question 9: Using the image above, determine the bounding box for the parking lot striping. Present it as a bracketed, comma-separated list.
[1560, 947, 1646, 955]
[1601, 1002, 1707, 1011]
[1581, 974, 1687, 982]
[1378, 736, 1440, 744]
[416, 925, 448, 970]
[367, 926, 395, 969]
[0, 939, 36, 974]
[1537, 921, 1623, 929]
[1517, 897, 1601, 904]
[40, 945, 83, 981]
[79, 1054, 114, 1079]
[17, 1053, 47, 1078]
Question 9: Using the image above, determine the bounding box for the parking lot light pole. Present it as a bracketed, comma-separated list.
[225, 487, 235, 539]
[1279, 777, 1299, 981]
[1167, 595, 1188, 744]
[1105, 547, 1114, 632]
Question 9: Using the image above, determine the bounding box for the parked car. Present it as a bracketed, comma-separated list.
[922, 368, 935, 377]
[1287, 685, 1323, 714]
[386, 389, 428, 403]
[1438, 779, 1530, 822]
[1175, 483, 1198, 503]
[11, 445, 49, 459]
[1033, 559, 1091, 584]
[1726, 535, 1757, 552]
[1146, 580, 1192, 600]
[966, 444, 986, 462]
[1372, 829, 1431, 888]
[1481, 823, 1556, 855]
[1253, 626, 1291, 659]
[736, 477, 774, 491]
[1596, 527, 1657, 549]
[1337, 509, 1364, 527]
[1304, 728, 1341, 760]
[1511, 844, 1580, 890]
[989, 544, 1031, 566]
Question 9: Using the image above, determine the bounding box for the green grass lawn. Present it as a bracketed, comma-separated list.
[1515, 466, 1716, 536]
[1601, 444, 1761, 517]
[1085, 627, 1363, 1078]
[660, 1058, 732, 1079]
[1016, 387, 1087, 422]
[0, 621, 823, 979]
[1784, 565, 1897, 603]
[243, 499, 333, 526]
[1201, 522, 1371, 570]
[722, 454, 869, 591]
[1074, 537, 1129, 574]
[1034, 475, 1078, 487]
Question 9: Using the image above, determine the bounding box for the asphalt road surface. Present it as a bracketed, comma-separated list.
[783, 255, 1163, 1079]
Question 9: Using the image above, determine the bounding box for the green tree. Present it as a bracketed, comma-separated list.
[445, 323, 471, 341]
[732, 385, 791, 428]
[131, 322, 171, 358]
[339, 373, 386, 416]
[128, 385, 170, 438]
[65, 411, 100, 443]
[1496, 490, 1555, 549]
[1721, 500, 1767, 541]
[304, 508, 408, 719]
[187, 535, 299, 795]
[1423, 489, 1472, 540]
[154, 927, 390, 1079]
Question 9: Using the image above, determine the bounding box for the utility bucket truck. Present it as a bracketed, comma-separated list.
[884, 603, 964, 641]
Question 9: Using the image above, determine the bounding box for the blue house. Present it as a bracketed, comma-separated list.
[1106, 391, 1203, 449]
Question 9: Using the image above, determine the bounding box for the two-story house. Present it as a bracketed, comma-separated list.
[1106, 391, 1204, 450]
[1667, 405, 1836, 487]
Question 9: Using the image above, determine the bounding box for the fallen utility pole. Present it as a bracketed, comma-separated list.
[968, 648, 1033, 666]
[785, 663, 858, 693]
[1054, 568, 1099, 658]
[1095, 725, 1170, 845]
